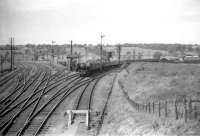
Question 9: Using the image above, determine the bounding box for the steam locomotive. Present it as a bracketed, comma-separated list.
[76, 59, 121, 76]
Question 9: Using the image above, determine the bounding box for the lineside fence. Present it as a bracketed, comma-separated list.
[118, 80, 200, 122]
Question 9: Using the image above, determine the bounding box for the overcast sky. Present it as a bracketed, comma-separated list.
[0, 0, 200, 45]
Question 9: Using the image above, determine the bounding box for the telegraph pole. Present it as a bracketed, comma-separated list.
[10, 37, 12, 71]
[12, 38, 14, 69]
[85, 46, 88, 61]
[100, 35, 105, 70]
[1, 56, 3, 73]
[70, 40, 73, 71]
[51, 40, 55, 65]
[10, 37, 14, 71]
[133, 49, 136, 60]
[67, 40, 78, 71]
[118, 45, 121, 64]
[51, 41, 54, 63]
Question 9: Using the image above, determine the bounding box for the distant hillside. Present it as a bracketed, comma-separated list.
[119, 43, 199, 52]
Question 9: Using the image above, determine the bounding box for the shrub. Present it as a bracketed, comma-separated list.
[153, 52, 163, 60]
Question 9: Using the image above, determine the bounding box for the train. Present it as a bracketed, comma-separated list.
[76, 59, 122, 76]
[75, 55, 200, 76]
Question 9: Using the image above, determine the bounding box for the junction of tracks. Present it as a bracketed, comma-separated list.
[0, 62, 122, 136]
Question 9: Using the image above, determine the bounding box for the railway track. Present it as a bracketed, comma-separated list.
[0, 63, 37, 96]
[69, 71, 118, 136]
[0, 72, 80, 118]
[0, 61, 84, 136]
[0, 64, 26, 87]
[0, 63, 46, 133]
[0, 62, 59, 101]
[0, 66, 44, 109]
[12, 76, 106, 135]
[73, 78, 100, 122]
[0, 61, 124, 136]
[95, 73, 118, 136]
[8, 77, 92, 136]
[0, 64, 35, 105]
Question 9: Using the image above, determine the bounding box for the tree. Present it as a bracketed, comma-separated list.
[138, 52, 143, 60]
[133, 50, 136, 60]
[196, 48, 200, 57]
[153, 51, 163, 60]
[126, 51, 131, 60]
[33, 49, 39, 61]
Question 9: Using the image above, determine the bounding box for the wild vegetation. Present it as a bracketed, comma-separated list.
[117, 62, 200, 135]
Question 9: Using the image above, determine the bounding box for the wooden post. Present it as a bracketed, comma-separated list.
[188, 98, 192, 120]
[153, 102, 155, 114]
[10, 37, 13, 71]
[158, 101, 161, 117]
[175, 100, 178, 120]
[51, 40, 55, 64]
[141, 104, 143, 111]
[70, 40, 73, 71]
[145, 104, 147, 112]
[0, 56, 3, 73]
[100, 35, 105, 71]
[68, 111, 72, 126]
[184, 98, 187, 122]
[165, 101, 168, 117]
[194, 105, 198, 119]
[118, 45, 121, 64]
[149, 102, 151, 113]
[86, 110, 89, 129]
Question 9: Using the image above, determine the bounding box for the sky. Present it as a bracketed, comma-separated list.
[0, 0, 200, 45]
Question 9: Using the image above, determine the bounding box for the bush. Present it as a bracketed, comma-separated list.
[153, 52, 163, 60]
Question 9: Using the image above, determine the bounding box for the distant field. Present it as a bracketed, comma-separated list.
[104, 46, 168, 60]
[123, 62, 200, 103]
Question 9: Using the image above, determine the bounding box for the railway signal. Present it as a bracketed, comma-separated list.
[70, 40, 73, 71]
[67, 40, 78, 71]
[51, 40, 55, 65]
[100, 35, 105, 70]
[10, 37, 14, 71]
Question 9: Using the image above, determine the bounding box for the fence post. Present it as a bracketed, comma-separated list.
[184, 98, 187, 122]
[149, 102, 151, 113]
[175, 99, 178, 120]
[153, 102, 155, 114]
[138, 104, 140, 111]
[142, 104, 144, 112]
[188, 98, 192, 120]
[194, 105, 197, 119]
[158, 101, 161, 117]
[136, 103, 138, 111]
[165, 101, 168, 117]
[146, 104, 147, 112]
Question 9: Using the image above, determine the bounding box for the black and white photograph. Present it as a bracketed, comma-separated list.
[0, 0, 200, 135]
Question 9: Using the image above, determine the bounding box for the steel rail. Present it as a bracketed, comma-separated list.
[0, 72, 47, 135]
[0, 73, 79, 117]
[16, 74, 51, 136]
[33, 78, 94, 136]
[0, 76, 83, 135]
[0, 69, 44, 113]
